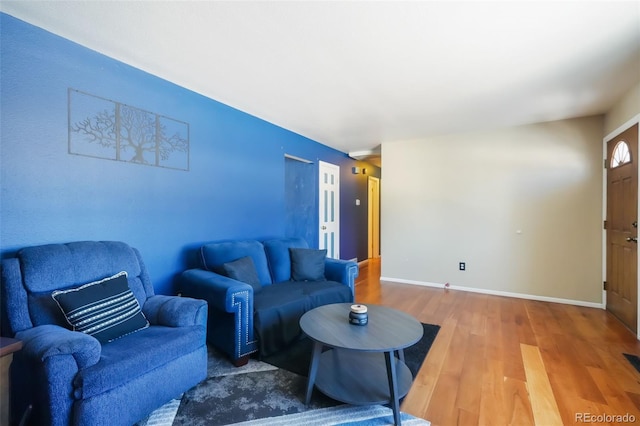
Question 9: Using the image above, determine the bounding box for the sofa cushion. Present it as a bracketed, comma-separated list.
[253, 280, 351, 356]
[75, 324, 204, 399]
[18, 241, 144, 293]
[303, 280, 353, 308]
[201, 240, 272, 285]
[14, 241, 152, 329]
[51, 271, 149, 343]
[222, 257, 262, 293]
[290, 248, 327, 281]
[263, 238, 309, 283]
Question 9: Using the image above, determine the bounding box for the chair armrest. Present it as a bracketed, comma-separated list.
[179, 268, 257, 361]
[143, 295, 208, 327]
[179, 268, 253, 313]
[325, 258, 359, 293]
[13, 325, 101, 425]
[16, 324, 101, 369]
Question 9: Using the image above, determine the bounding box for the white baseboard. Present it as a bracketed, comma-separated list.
[380, 276, 605, 309]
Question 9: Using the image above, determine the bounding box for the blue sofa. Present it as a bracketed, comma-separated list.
[1, 241, 208, 426]
[179, 238, 358, 365]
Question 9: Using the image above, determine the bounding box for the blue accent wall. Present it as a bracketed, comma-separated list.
[0, 14, 380, 294]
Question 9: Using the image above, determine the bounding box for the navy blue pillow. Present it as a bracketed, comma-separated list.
[290, 248, 327, 281]
[223, 256, 262, 292]
[51, 271, 149, 343]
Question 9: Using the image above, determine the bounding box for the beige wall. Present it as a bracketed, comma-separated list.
[381, 116, 604, 304]
[604, 80, 640, 135]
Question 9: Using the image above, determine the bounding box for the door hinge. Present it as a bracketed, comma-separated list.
[604, 220, 608, 230]
[604, 158, 608, 169]
[603, 281, 608, 290]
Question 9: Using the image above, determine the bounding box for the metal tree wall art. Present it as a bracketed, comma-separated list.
[68, 89, 189, 170]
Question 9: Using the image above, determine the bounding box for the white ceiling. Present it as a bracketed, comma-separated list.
[2, 1, 639, 161]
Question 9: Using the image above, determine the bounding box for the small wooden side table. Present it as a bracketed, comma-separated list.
[1, 337, 23, 426]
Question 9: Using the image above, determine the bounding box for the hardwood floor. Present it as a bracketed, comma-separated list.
[354, 259, 640, 425]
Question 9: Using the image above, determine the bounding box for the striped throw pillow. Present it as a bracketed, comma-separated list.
[52, 271, 149, 343]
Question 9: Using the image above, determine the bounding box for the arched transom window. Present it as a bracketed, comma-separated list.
[611, 140, 631, 168]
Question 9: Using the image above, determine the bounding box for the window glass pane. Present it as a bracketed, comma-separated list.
[612, 140, 631, 168]
[324, 190, 328, 222]
[330, 232, 335, 258]
[331, 191, 335, 222]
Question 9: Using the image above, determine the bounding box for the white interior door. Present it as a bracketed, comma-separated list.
[319, 161, 340, 259]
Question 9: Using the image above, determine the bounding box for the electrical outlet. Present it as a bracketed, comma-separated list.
[459, 262, 466, 271]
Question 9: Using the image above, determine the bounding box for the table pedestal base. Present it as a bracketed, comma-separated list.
[306, 346, 413, 425]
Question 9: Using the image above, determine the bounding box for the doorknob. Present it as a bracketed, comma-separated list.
[626, 237, 638, 243]
[634, 221, 638, 228]
[321, 226, 327, 230]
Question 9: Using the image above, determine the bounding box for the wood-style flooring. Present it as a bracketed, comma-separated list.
[354, 258, 640, 425]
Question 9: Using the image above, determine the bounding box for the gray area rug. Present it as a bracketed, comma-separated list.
[173, 362, 338, 425]
[233, 405, 430, 425]
[140, 326, 437, 426]
[138, 346, 335, 426]
[139, 346, 430, 425]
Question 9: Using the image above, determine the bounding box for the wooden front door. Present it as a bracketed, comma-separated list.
[606, 123, 639, 332]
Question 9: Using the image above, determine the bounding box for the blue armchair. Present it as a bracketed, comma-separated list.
[1, 241, 208, 426]
[179, 238, 358, 366]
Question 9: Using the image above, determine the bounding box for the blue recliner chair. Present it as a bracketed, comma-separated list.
[1, 241, 208, 426]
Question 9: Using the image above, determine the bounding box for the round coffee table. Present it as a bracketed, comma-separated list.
[300, 303, 423, 426]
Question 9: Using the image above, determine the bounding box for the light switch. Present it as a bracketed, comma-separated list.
[355, 199, 361, 206]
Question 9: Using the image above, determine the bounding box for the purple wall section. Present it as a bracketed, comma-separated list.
[0, 14, 380, 295]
